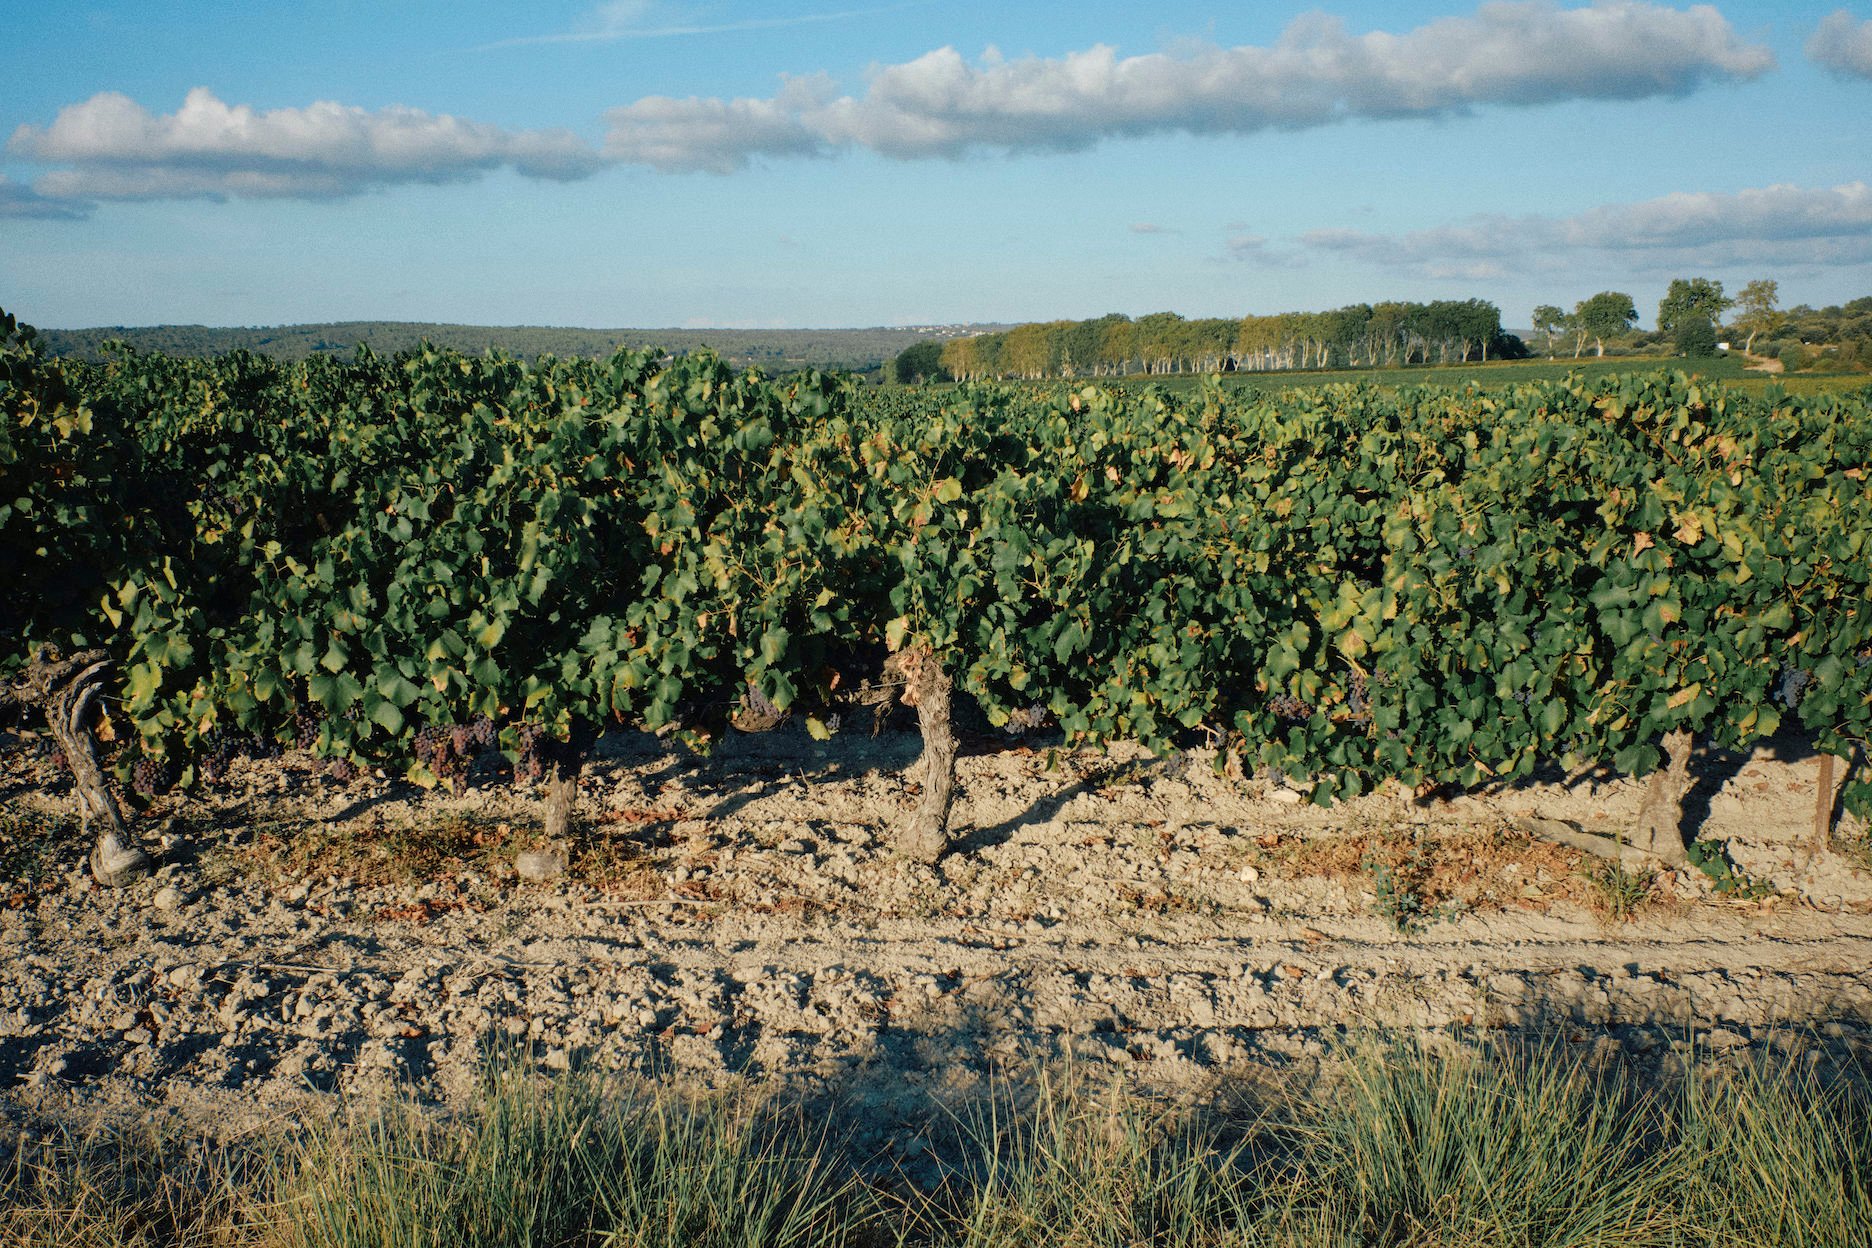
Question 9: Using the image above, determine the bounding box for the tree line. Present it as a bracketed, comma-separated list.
[896, 301, 1522, 383]
[1531, 278, 1872, 370]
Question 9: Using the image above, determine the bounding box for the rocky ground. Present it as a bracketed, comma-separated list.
[2, 719, 1870, 1149]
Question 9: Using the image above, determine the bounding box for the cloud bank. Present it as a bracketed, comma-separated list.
[7, 88, 602, 205]
[604, 0, 1773, 170]
[1291, 181, 1872, 276]
[6, 2, 1776, 209]
[1807, 10, 1872, 79]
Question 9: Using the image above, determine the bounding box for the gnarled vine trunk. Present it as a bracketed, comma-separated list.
[542, 748, 582, 846]
[889, 646, 955, 864]
[1632, 729, 1694, 866]
[7, 648, 154, 887]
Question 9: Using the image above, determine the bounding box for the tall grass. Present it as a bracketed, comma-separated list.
[268, 1055, 866, 1248]
[1673, 1052, 1872, 1247]
[1273, 1037, 1678, 1246]
[0, 1121, 251, 1247]
[5, 1034, 1870, 1247]
[925, 1063, 1260, 1248]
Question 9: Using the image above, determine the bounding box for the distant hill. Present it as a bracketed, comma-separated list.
[35, 320, 1007, 374]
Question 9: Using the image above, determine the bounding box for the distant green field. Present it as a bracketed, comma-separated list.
[885, 353, 1871, 398]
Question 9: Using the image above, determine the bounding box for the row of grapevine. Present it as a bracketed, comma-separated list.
[3, 309, 1868, 881]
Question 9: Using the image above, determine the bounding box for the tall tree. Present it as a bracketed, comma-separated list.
[892, 341, 948, 384]
[1576, 292, 1638, 357]
[1531, 305, 1568, 358]
[1657, 277, 1733, 335]
[1730, 279, 1781, 353]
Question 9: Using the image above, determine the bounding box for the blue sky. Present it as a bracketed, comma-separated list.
[3, 1, 1869, 330]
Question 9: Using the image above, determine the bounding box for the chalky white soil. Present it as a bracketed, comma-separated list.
[2, 722, 1869, 1143]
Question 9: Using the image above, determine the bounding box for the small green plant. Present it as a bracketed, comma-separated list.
[1686, 838, 1771, 899]
[1363, 850, 1426, 933]
[1589, 859, 1654, 921]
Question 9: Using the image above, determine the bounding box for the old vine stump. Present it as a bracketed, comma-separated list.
[888, 646, 955, 864]
[7, 648, 154, 887]
[1631, 729, 1694, 866]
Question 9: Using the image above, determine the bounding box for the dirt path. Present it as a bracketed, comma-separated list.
[3, 723, 1869, 1139]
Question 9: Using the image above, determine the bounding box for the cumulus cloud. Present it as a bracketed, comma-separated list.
[1296, 182, 1872, 274]
[2, 2, 1783, 209]
[7, 87, 603, 203]
[1807, 10, 1872, 78]
[601, 77, 834, 173]
[601, 0, 1773, 169]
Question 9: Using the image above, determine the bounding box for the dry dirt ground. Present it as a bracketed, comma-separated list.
[2, 719, 1870, 1148]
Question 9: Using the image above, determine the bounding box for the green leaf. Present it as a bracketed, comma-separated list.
[369, 698, 405, 735]
[760, 626, 790, 667]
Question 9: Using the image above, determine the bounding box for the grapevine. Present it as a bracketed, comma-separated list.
[4, 303, 1870, 868]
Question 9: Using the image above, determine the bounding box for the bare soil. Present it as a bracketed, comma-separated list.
[2, 721, 1869, 1146]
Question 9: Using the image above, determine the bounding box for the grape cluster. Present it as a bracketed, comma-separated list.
[293, 707, 324, 751]
[200, 484, 248, 519]
[412, 716, 497, 793]
[317, 757, 360, 783]
[1268, 694, 1315, 722]
[188, 728, 276, 785]
[131, 756, 179, 796]
[1777, 666, 1812, 710]
[515, 724, 549, 784]
[198, 729, 240, 784]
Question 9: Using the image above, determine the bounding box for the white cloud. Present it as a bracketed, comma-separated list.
[601, 77, 833, 173]
[1296, 182, 1872, 274]
[1, 2, 1784, 208]
[1807, 10, 1872, 79]
[0, 174, 91, 219]
[7, 88, 603, 202]
[601, 0, 1772, 168]
[1130, 222, 1177, 235]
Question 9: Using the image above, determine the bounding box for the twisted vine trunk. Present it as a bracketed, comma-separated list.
[890, 646, 955, 864]
[10, 649, 154, 887]
[542, 746, 583, 846]
[1632, 729, 1694, 866]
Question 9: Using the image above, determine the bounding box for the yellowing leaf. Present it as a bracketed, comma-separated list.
[1667, 683, 1702, 709]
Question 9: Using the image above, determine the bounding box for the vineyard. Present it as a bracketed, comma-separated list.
[3, 308, 1871, 882]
